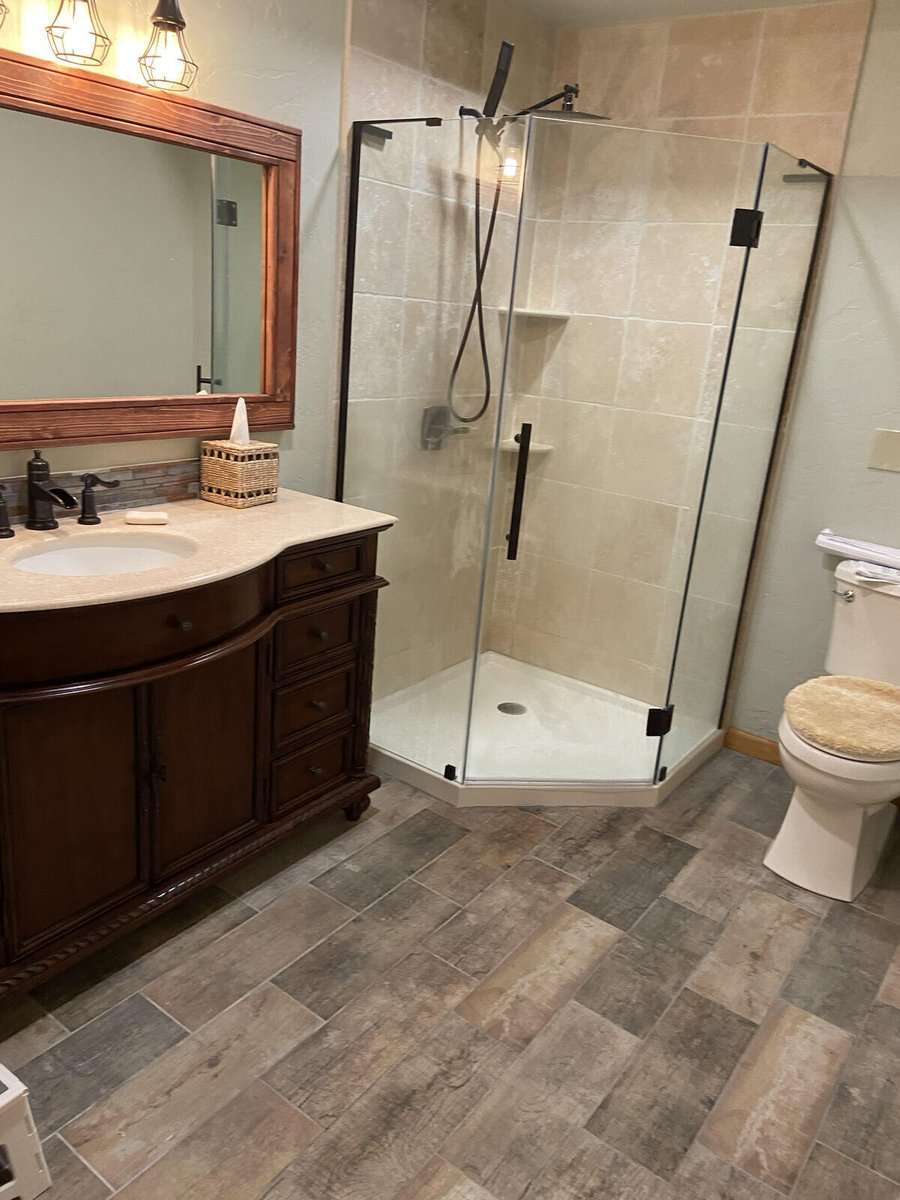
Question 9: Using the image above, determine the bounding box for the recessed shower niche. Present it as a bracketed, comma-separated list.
[339, 112, 827, 805]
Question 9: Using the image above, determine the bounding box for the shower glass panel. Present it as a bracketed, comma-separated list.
[465, 116, 766, 784]
[341, 118, 525, 779]
[341, 114, 825, 800]
[662, 148, 829, 775]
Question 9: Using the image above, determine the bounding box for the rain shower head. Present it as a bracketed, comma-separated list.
[483, 41, 514, 118]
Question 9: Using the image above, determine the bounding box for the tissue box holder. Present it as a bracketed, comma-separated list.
[200, 439, 279, 509]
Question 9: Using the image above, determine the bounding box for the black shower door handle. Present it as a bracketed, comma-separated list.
[506, 422, 532, 561]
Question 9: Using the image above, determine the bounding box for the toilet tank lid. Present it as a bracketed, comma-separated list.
[836, 560, 900, 597]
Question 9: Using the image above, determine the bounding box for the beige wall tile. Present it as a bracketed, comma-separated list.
[658, 12, 763, 119]
[349, 294, 404, 399]
[752, 2, 871, 117]
[688, 513, 757, 607]
[553, 221, 641, 317]
[571, 21, 669, 124]
[348, 51, 421, 185]
[632, 224, 729, 324]
[704, 422, 773, 520]
[587, 571, 677, 668]
[719, 327, 795, 429]
[515, 556, 593, 641]
[423, 0, 487, 92]
[739, 224, 819, 331]
[352, 0, 426, 69]
[617, 320, 712, 418]
[646, 132, 744, 224]
[564, 125, 655, 223]
[593, 493, 681, 588]
[748, 113, 850, 176]
[355, 179, 412, 296]
[605, 409, 697, 505]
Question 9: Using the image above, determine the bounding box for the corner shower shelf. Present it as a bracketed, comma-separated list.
[501, 307, 570, 322]
[499, 438, 553, 455]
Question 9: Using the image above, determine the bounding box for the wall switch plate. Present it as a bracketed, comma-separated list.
[870, 429, 900, 473]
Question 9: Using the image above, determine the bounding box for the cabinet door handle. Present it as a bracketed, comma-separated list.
[311, 629, 330, 641]
[311, 699, 327, 710]
[309, 766, 325, 777]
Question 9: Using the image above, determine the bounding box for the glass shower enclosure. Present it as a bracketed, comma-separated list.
[339, 112, 827, 804]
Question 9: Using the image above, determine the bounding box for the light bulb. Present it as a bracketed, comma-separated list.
[139, 0, 197, 92]
[46, 0, 111, 66]
[502, 154, 520, 180]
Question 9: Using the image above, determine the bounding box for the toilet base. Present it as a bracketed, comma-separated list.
[763, 787, 896, 901]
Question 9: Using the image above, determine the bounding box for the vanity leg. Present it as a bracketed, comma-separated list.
[344, 797, 370, 823]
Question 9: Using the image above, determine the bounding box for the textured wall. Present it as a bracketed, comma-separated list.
[0, 0, 347, 496]
[730, 0, 900, 737]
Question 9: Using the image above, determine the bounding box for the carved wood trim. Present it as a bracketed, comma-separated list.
[0, 48, 301, 448]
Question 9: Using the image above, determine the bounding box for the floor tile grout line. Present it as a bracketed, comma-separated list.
[55, 1129, 116, 1195]
[140, 990, 193, 1036]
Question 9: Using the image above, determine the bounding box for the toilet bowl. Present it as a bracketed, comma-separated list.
[765, 713, 900, 901]
[765, 561, 900, 902]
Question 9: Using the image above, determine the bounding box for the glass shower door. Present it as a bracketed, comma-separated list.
[341, 117, 524, 781]
[464, 117, 768, 785]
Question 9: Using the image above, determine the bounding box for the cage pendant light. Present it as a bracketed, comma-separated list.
[46, 0, 112, 66]
[139, 0, 198, 92]
[0, 3, 9, 31]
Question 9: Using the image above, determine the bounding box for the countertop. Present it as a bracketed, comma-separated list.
[0, 489, 395, 614]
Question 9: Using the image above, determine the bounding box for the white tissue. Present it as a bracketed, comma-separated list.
[229, 397, 251, 447]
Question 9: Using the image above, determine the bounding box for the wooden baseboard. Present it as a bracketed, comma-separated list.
[724, 727, 781, 766]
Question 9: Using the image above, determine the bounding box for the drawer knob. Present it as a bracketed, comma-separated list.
[309, 766, 325, 777]
[317, 560, 335, 575]
[311, 699, 327, 711]
[169, 617, 194, 633]
[311, 629, 330, 641]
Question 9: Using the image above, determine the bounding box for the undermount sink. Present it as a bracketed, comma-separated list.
[12, 532, 198, 578]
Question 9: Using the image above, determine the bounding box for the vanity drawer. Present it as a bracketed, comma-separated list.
[277, 539, 366, 601]
[272, 665, 355, 751]
[275, 601, 356, 678]
[271, 731, 352, 817]
[0, 565, 272, 688]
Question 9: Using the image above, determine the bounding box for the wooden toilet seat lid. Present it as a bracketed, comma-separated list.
[785, 675, 900, 762]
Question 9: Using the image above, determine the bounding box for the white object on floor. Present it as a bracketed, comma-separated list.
[816, 529, 900, 570]
[0, 1062, 51, 1199]
[767, 559, 900, 901]
[124, 510, 170, 525]
[372, 651, 710, 786]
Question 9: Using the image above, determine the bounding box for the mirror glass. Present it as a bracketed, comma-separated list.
[0, 107, 264, 401]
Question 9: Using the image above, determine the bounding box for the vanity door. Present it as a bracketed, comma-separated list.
[150, 642, 262, 879]
[0, 687, 148, 958]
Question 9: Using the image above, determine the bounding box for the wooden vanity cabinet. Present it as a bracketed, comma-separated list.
[0, 528, 387, 996]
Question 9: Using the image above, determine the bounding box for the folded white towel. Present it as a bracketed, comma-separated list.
[815, 528, 900, 571]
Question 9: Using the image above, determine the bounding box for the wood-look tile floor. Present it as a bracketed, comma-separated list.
[5, 750, 900, 1198]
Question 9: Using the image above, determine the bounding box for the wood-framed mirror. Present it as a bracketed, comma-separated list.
[0, 48, 300, 449]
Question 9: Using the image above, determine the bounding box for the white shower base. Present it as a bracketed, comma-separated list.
[370, 652, 718, 807]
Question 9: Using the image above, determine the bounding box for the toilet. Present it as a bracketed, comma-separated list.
[765, 560, 900, 901]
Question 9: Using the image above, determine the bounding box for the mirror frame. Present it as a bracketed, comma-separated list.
[0, 48, 300, 449]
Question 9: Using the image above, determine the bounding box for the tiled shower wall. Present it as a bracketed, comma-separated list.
[344, 0, 870, 715]
[485, 2, 869, 714]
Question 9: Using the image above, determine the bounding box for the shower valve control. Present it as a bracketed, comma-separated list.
[421, 405, 470, 450]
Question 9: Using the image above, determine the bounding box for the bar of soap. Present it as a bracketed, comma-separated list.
[124, 510, 169, 525]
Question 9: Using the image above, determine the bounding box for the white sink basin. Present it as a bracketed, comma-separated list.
[13, 532, 198, 577]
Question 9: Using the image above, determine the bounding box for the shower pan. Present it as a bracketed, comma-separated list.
[338, 111, 828, 807]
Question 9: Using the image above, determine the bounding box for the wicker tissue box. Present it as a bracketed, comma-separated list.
[200, 439, 279, 509]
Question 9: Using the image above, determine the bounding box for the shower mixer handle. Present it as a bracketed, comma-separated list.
[421, 405, 471, 450]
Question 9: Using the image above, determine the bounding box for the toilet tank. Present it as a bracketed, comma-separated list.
[826, 560, 900, 685]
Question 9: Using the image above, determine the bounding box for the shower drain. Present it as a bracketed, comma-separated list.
[498, 702, 527, 715]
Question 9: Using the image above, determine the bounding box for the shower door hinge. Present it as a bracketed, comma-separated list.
[730, 208, 764, 248]
[444, 764, 457, 781]
[646, 705, 674, 738]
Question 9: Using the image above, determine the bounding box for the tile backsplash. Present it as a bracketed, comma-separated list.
[1, 459, 199, 526]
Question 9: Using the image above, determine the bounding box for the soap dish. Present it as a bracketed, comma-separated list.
[200, 439, 279, 509]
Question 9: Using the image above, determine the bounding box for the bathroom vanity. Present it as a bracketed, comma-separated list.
[0, 491, 393, 996]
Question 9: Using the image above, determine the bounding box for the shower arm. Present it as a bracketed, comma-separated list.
[513, 84, 580, 117]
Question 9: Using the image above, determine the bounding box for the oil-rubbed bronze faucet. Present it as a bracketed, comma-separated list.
[25, 451, 78, 531]
[78, 473, 121, 525]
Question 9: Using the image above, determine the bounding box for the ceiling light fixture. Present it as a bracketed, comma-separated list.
[46, 0, 112, 67]
[139, 0, 197, 92]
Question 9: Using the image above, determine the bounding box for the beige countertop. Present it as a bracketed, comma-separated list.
[0, 489, 396, 614]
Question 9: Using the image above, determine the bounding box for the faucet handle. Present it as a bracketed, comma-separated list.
[80, 474, 121, 490]
[0, 483, 14, 539]
[78, 474, 121, 526]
